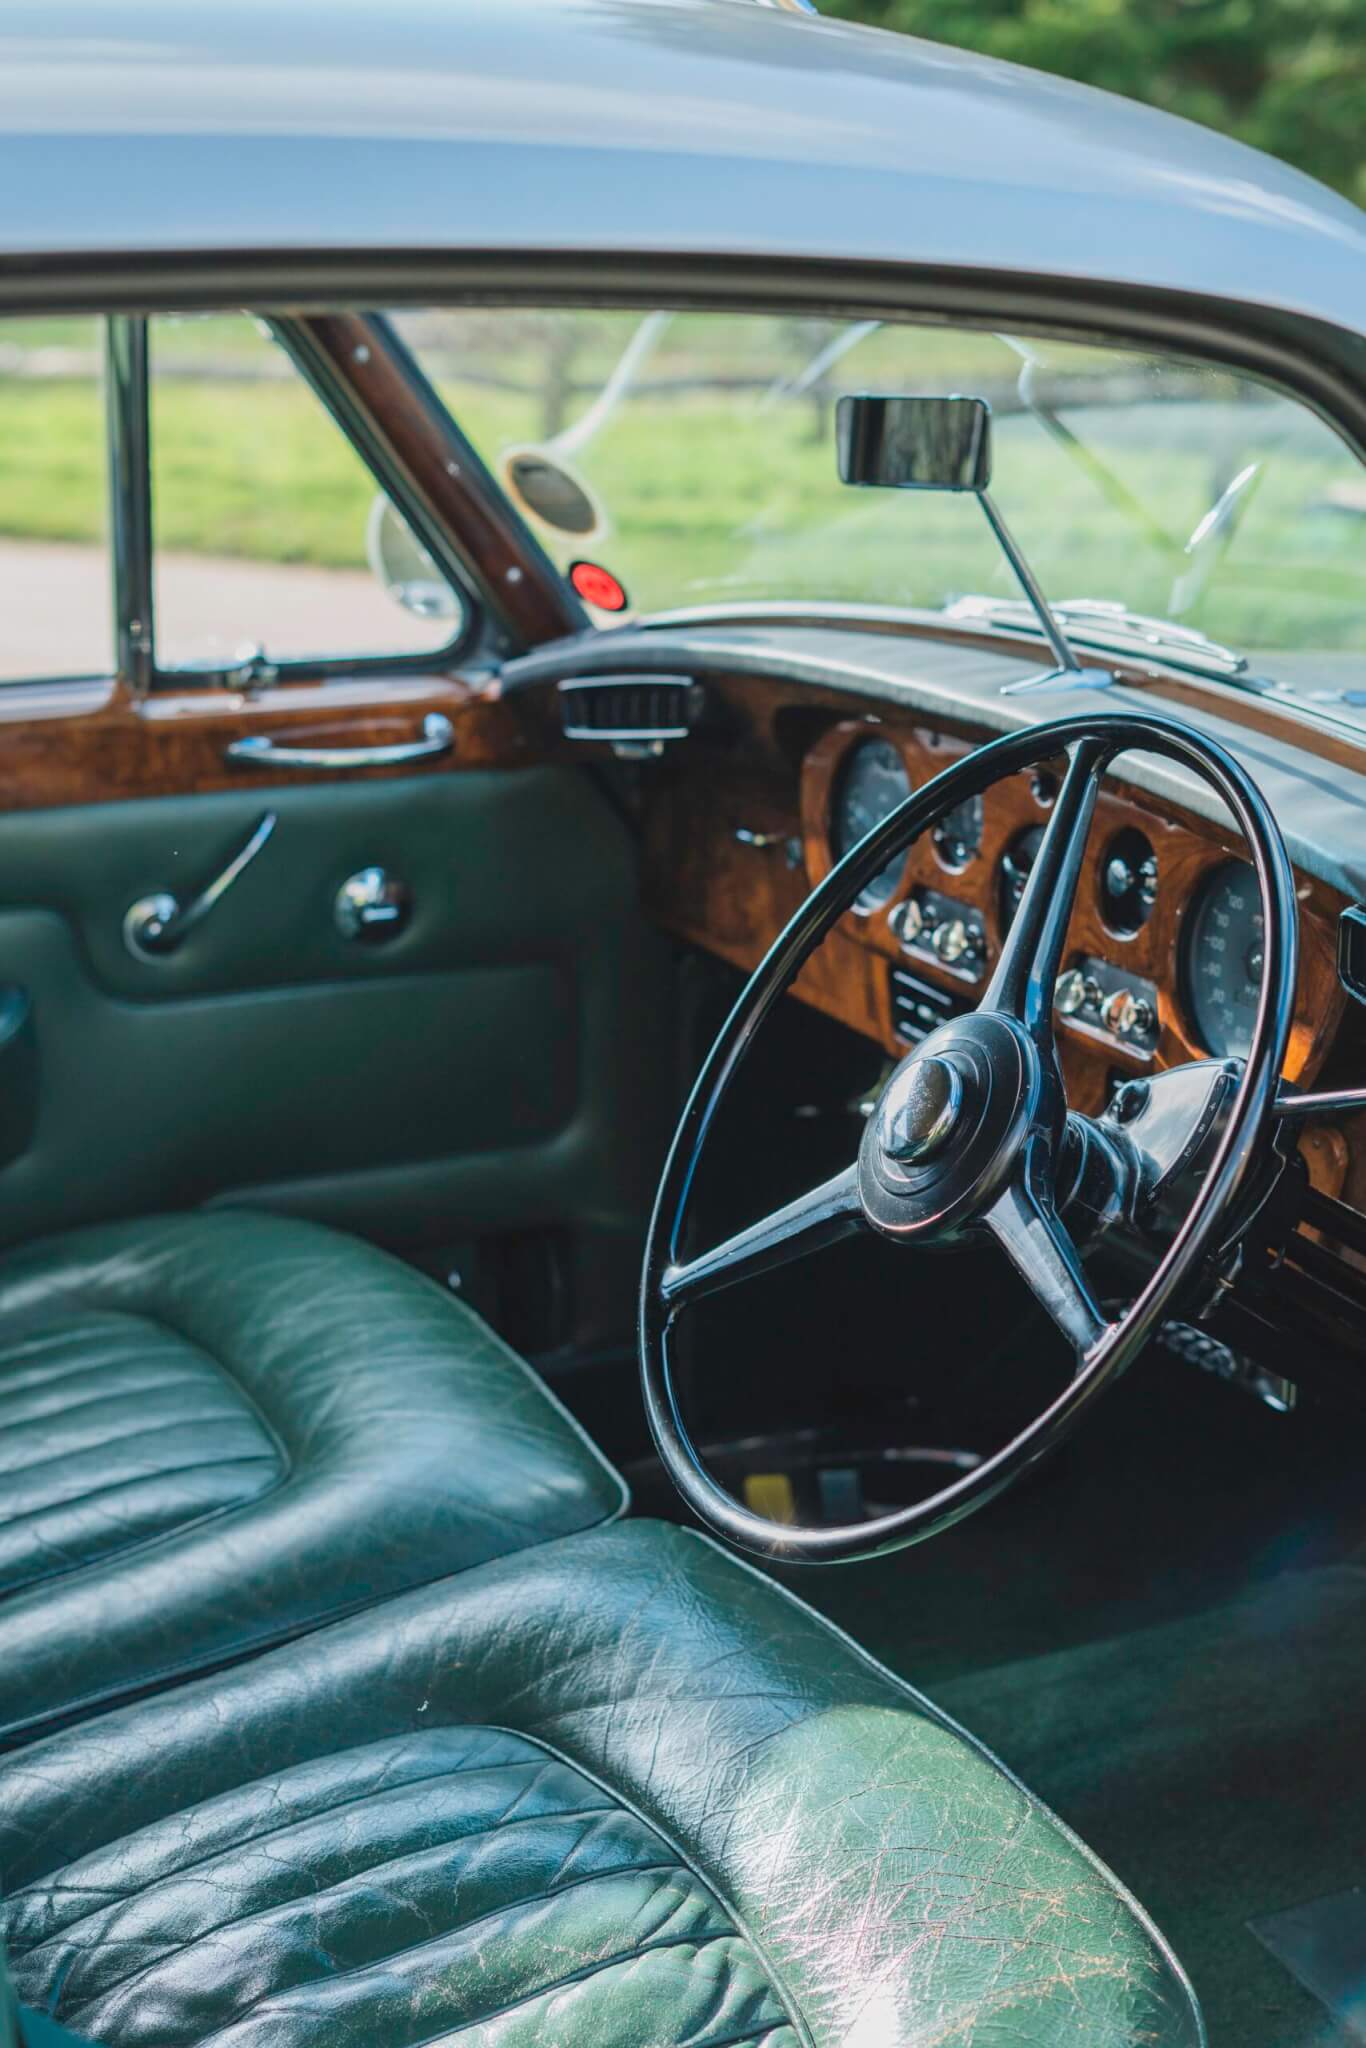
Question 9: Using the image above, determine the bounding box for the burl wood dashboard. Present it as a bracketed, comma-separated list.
[634, 670, 1360, 1208]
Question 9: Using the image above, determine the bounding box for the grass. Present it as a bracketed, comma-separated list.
[0, 311, 1361, 657]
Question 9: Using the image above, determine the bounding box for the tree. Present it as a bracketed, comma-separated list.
[823, 0, 1365, 205]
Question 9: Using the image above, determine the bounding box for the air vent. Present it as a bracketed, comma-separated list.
[558, 674, 702, 756]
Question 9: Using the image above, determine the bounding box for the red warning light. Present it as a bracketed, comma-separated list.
[569, 560, 629, 612]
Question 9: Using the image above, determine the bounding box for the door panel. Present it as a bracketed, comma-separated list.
[0, 765, 672, 1341]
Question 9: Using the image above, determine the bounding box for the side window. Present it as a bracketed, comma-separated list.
[0, 318, 112, 684]
[149, 315, 467, 677]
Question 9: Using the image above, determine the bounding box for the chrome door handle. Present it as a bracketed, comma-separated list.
[224, 712, 454, 772]
[123, 812, 277, 960]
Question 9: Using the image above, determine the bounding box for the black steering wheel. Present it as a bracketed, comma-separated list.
[640, 711, 1298, 1562]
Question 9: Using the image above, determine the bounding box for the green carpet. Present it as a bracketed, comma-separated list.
[749, 1358, 1366, 2045]
[924, 1564, 1366, 2046]
[630, 1290, 1366, 2043]
[767, 1349, 1366, 1687]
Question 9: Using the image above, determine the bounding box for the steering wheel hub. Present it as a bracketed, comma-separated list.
[859, 1013, 1039, 1232]
[875, 1054, 963, 1164]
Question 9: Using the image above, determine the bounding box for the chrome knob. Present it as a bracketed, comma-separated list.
[1139, 855, 1159, 907]
[335, 867, 411, 943]
[1102, 987, 1143, 1037]
[1055, 968, 1088, 1016]
[889, 898, 924, 949]
[932, 917, 970, 965]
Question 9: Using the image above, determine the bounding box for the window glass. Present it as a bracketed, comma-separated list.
[150, 316, 466, 674]
[393, 309, 1365, 676]
[0, 317, 111, 683]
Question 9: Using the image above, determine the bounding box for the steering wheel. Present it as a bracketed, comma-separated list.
[640, 711, 1298, 1562]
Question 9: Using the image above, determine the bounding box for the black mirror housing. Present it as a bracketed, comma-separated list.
[837, 394, 992, 493]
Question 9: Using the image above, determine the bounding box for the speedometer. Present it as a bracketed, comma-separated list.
[1182, 860, 1265, 1058]
[831, 738, 913, 911]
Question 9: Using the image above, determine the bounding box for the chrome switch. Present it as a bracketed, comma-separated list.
[335, 867, 412, 943]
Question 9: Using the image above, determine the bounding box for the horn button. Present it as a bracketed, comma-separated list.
[858, 1013, 1041, 1240]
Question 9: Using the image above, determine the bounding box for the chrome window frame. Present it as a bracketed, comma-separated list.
[110, 312, 490, 696]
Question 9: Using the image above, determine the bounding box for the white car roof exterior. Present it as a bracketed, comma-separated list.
[1, 0, 1361, 398]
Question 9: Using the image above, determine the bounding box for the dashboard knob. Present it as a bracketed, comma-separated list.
[1055, 968, 1088, 1016]
[1102, 987, 1146, 1038]
[888, 898, 924, 948]
[1105, 855, 1136, 900]
[932, 917, 970, 965]
[1139, 855, 1159, 907]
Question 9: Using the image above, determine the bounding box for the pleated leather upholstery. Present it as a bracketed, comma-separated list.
[3, 1726, 793, 2048]
[0, 1213, 624, 1747]
[0, 1310, 281, 1599]
[0, 1520, 1204, 2047]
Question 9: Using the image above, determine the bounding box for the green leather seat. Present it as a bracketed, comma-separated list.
[0, 1212, 624, 1747]
[0, 1518, 1201, 2046]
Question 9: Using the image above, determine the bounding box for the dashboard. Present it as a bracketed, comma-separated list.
[504, 616, 1366, 1364]
[823, 725, 1275, 1065]
[541, 661, 1358, 1256]
[633, 675, 1348, 1136]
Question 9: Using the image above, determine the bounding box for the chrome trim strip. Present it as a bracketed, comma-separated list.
[106, 316, 154, 695]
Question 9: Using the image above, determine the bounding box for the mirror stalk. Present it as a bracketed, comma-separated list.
[981, 494, 1116, 695]
[835, 393, 1114, 698]
[978, 492, 1078, 677]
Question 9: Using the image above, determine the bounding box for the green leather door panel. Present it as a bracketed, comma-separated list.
[0, 768, 670, 1319]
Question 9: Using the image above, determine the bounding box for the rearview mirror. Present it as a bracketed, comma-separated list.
[836, 394, 992, 493]
[834, 391, 1113, 696]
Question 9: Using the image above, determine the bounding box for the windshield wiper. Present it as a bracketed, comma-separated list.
[943, 594, 1248, 687]
[998, 337, 1269, 625]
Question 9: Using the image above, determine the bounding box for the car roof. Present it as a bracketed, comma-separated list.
[1, 0, 1362, 347]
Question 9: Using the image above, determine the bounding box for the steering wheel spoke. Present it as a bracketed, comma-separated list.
[661, 1164, 862, 1313]
[985, 1152, 1109, 1359]
[642, 711, 1297, 1562]
[980, 737, 1106, 1046]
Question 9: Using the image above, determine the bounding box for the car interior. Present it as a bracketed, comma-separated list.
[0, 298, 1362, 2048]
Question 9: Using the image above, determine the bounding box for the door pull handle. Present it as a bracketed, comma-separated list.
[224, 713, 454, 772]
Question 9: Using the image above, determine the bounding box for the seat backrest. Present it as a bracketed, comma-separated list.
[2, 1940, 94, 2048]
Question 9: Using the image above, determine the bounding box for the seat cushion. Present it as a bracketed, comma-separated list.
[0, 1212, 624, 1747]
[0, 1519, 1204, 2047]
[0, 1306, 282, 1596]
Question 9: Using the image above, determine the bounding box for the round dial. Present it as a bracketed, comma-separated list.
[932, 793, 985, 870]
[1183, 859, 1265, 1058]
[999, 825, 1044, 932]
[1099, 827, 1158, 935]
[831, 738, 913, 910]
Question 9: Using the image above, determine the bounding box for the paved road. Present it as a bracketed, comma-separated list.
[0, 538, 449, 682]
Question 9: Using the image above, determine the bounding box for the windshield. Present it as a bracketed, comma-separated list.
[391, 310, 1365, 691]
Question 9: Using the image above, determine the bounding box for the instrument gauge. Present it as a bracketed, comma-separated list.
[831, 738, 913, 911]
[1182, 859, 1264, 1058]
[932, 794, 985, 871]
[999, 825, 1044, 932]
[1099, 827, 1158, 935]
